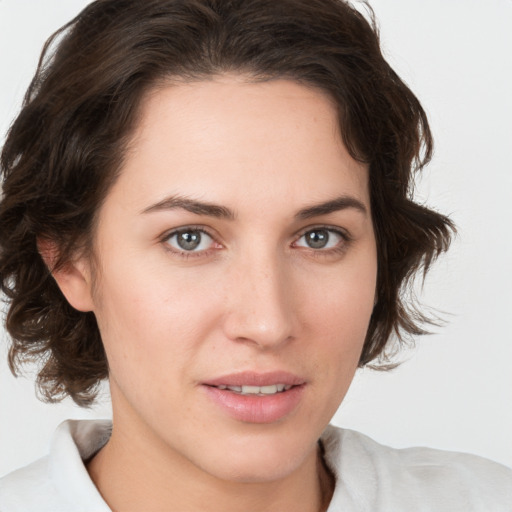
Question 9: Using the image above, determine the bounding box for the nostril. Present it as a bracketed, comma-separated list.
[222, 263, 295, 346]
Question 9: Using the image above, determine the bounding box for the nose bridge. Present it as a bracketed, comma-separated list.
[223, 244, 294, 348]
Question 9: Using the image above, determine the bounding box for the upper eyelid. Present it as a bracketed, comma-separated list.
[160, 227, 220, 259]
[161, 224, 349, 238]
[294, 224, 352, 241]
[159, 226, 219, 255]
[159, 224, 352, 251]
[160, 225, 217, 241]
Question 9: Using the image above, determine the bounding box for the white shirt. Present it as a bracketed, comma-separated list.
[1, 420, 511, 511]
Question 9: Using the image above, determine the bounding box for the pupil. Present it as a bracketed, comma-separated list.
[177, 231, 201, 250]
[306, 230, 329, 249]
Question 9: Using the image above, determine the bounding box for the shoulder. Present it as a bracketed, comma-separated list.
[0, 420, 111, 512]
[0, 456, 59, 512]
[322, 425, 512, 512]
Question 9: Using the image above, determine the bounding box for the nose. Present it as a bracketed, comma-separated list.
[222, 250, 296, 349]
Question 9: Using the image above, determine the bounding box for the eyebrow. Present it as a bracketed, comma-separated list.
[142, 195, 236, 220]
[295, 196, 368, 220]
[141, 194, 367, 220]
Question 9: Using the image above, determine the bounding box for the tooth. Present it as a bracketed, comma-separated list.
[241, 385, 260, 394]
[260, 385, 278, 394]
[223, 383, 294, 395]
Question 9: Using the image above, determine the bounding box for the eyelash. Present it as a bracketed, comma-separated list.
[161, 226, 218, 260]
[293, 226, 352, 258]
[160, 225, 352, 260]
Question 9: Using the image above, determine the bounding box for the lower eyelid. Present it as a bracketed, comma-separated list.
[294, 228, 350, 248]
[160, 226, 350, 258]
[162, 227, 218, 253]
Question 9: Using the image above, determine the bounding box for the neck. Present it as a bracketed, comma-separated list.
[87, 416, 333, 512]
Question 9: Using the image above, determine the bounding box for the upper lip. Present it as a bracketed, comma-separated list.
[202, 371, 306, 387]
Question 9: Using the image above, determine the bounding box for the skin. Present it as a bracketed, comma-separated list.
[52, 75, 377, 512]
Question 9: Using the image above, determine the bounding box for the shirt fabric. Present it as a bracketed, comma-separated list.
[0, 420, 511, 511]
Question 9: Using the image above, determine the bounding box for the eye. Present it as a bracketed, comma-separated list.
[294, 228, 346, 250]
[164, 228, 215, 253]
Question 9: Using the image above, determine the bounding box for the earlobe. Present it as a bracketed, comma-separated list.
[37, 238, 95, 312]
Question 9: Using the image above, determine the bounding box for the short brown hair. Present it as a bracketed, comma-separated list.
[0, 0, 454, 406]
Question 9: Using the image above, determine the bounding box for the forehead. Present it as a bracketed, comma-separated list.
[107, 75, 369, 218]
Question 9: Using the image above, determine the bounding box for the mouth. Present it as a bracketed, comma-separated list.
[205, 383, 295, 396]
[202, 370, 306, 391]
[201, 371, 306, 423]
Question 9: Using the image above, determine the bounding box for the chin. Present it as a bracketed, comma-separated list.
[192, 424, 320, 484]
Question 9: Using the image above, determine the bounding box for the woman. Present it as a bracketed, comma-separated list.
[0, 0, 511, 510]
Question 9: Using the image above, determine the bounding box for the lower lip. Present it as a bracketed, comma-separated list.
[202, 385, 305, 424]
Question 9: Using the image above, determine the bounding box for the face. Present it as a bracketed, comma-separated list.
[72, 76, 377, 483]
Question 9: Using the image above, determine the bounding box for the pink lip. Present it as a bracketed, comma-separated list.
[202, 371, 306, 424]
[203, 371, 306, 387]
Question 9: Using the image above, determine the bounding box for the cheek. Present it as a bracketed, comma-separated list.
[299, 252, 377, 373]
[302, 253, 376, 333]
[90, 258, 222, 385]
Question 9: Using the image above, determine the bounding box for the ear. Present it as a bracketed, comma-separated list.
[37, 238, 95, 312]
